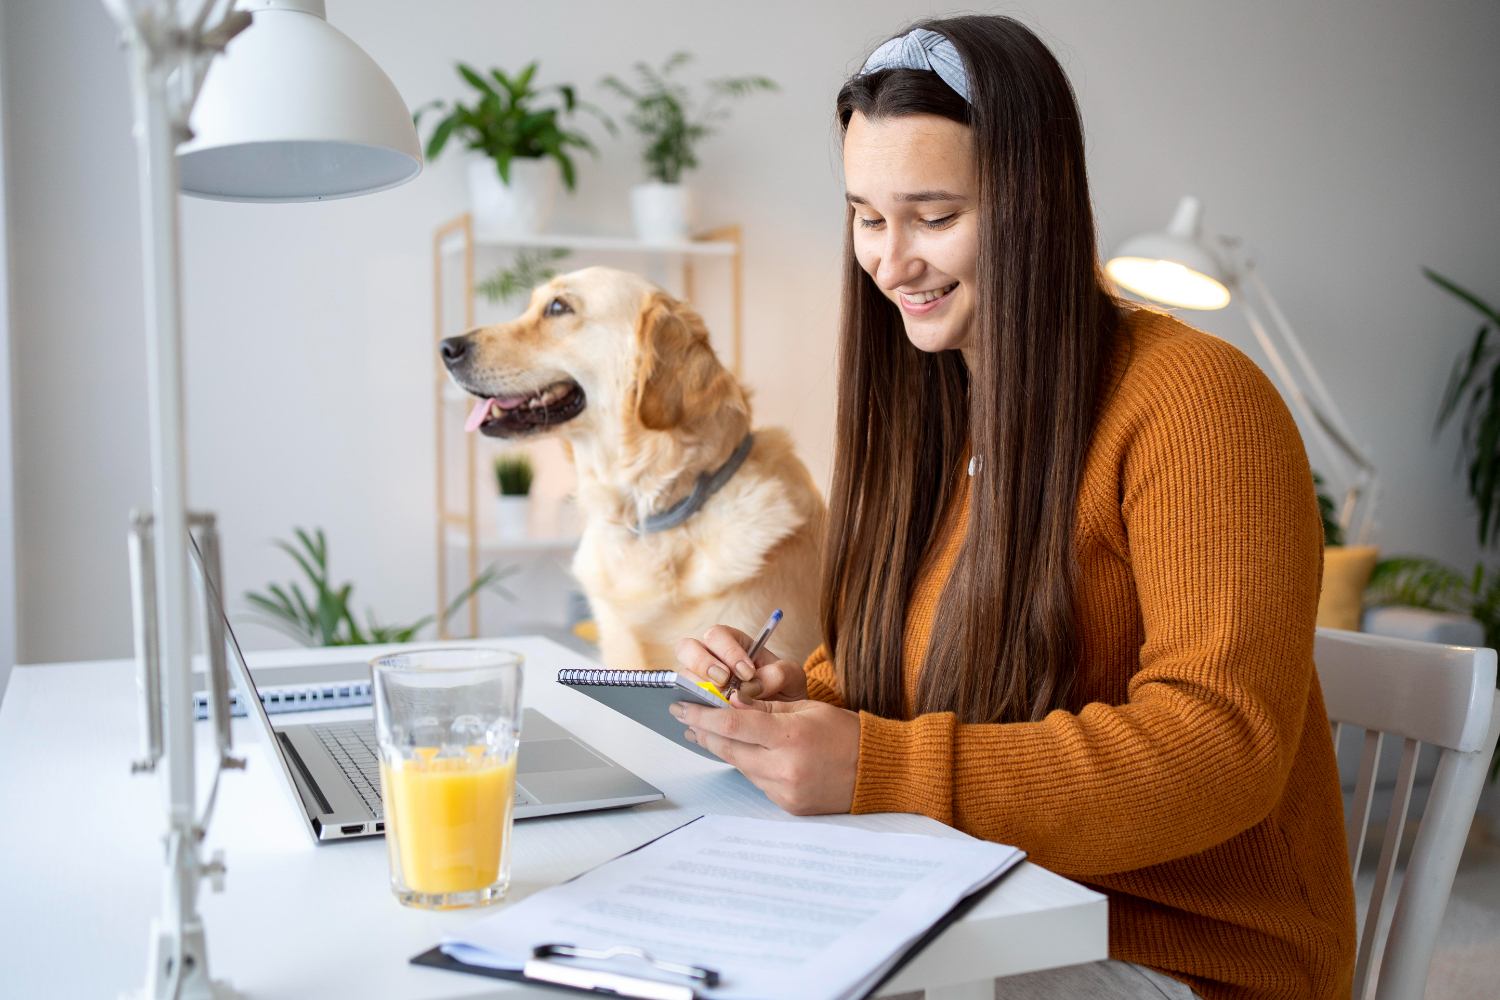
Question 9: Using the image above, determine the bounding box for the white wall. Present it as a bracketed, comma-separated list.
[0, 0, 16, 694]
[3, 0, 1497, 664]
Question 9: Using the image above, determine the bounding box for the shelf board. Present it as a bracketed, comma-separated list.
[445, 528, 581, 555]
[440, 230, 738, 258]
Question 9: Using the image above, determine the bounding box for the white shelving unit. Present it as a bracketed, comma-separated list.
[442, 527, 580, 555]
[440, 230, 739, 258]
[431, 213, 744, 638]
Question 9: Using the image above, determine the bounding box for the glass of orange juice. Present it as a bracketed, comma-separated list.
[371, 648, 523, 909]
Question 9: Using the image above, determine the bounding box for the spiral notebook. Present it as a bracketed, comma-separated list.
[558, 669, 729, 759]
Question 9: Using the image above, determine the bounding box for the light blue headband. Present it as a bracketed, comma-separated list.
[860, 27, 972, 104]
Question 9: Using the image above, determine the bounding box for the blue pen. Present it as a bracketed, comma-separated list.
[723, 609, 782, 699]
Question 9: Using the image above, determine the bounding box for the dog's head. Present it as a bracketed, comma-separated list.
[440, 266, 746, 441]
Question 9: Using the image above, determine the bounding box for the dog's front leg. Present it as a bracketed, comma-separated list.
[591, 600, 652, 670]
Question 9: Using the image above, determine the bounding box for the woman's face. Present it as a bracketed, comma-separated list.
[843, 111, 979, 356]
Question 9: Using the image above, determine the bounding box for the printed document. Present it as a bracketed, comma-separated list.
[439, 813, 1024, 999]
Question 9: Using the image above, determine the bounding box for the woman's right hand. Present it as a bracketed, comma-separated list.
[675, 624, 807, 702]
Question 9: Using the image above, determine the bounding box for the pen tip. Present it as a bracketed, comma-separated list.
[772, 609, 783, 621]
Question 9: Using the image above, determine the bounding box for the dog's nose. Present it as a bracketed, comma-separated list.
[440, 335, 471, 367]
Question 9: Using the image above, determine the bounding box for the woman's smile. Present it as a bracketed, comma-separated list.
[898, 281, 959, 315]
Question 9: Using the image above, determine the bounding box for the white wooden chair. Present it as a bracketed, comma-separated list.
[1316, 627, 1500, 1000]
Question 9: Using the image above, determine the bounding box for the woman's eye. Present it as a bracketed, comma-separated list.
[544, 297, 572, 317]
[855, 215, 955, 231]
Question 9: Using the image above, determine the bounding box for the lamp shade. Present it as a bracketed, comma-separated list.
[1105, 196, 1232, 310]
[177, 0, 421, 202]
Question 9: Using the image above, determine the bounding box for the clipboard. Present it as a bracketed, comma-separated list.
[409, 834, 1023, 999]
[412, 943, 709, 1000]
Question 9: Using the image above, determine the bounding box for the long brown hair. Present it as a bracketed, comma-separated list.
[825, 15, 1127, 723]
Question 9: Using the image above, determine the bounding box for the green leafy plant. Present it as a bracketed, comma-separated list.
[1366, 558, 1497, 643]
[477, 247, 572, 304]
[600, 52, 777, 184]
[1366, 557, 1500, 779]
[1313, 472, 1344, 547]
[1365, 270, 1500, 777]
[243, 527, 515, 647]
[1430, 267, 1500, 546]
[415, 62, 612, 191]
[494, 454, 534, 497]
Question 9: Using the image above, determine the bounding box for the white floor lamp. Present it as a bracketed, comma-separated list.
[102, 2, 420, 997]
[1106, 195, 1378, 544]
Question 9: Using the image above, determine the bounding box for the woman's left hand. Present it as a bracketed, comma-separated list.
[670, 697, 860, 815]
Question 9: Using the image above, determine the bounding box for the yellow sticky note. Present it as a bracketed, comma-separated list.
[695, 680, 730, 704]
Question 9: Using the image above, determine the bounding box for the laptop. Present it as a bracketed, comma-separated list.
[196, 551, 665, 843]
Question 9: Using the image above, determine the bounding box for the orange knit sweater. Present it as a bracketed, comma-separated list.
[803, 308, 1356, 999]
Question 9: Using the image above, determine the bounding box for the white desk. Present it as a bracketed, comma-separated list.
[0, 637, 1107, 999]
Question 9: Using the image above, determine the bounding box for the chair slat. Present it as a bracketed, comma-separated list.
[1317, 629, 1496, 750]
[1352, 737, 1420, 1000]
[1318, 630, 1497, 1000]
[1346, 729, 1382, 874]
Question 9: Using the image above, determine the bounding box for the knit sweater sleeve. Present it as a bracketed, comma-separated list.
[802, 643, 845, 707]
[849, 336, 1325, 878]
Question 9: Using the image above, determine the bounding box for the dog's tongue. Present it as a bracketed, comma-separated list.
[464, 398, 494, 433]
[463, 394, 533, 432]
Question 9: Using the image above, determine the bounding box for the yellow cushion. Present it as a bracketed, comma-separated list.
[1317, 545, 1380, 631]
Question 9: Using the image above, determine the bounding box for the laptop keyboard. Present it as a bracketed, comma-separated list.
[314, 723, 385, 812]
[313, 722, 534, 814]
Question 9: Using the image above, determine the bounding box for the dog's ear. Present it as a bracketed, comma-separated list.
[632, 292, 739, 431]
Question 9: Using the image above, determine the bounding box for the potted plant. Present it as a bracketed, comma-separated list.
[1362, 268, 1499, 780]
[600, 52, 776, 243]
[416, 62, 611, 235]
[494, 454, 535, 543]
[243, 527, 514, 646]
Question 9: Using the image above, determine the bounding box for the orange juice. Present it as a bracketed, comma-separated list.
[380, 747, 517, 896]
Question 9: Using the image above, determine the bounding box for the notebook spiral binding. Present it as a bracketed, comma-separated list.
[557, 668, 678, 686]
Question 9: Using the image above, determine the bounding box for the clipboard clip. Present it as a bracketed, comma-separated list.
[524, 943, 721, 999]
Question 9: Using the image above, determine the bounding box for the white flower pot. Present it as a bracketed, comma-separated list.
[468, 156, 558, 236]
[630, 181, 692, 244]
[494, 495, 531, 543]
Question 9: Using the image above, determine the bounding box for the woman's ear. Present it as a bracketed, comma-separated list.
[632, 292, 740, 431]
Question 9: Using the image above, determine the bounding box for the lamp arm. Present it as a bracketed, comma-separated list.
[184, 8, 251, 112]
[1240, 296, 1373, 478]
[190, 0, 229, 35]
[1240, 262, 1376, 474]
[1223, 248, 1379, 543]
[107, 3, 247, 998]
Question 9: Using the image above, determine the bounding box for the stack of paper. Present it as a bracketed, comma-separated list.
[437, 814, 1025, 1000]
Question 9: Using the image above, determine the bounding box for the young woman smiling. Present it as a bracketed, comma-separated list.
[672, 15, 1356, 999]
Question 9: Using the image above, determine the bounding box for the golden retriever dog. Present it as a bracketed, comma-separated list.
[440, 266, 825, 670]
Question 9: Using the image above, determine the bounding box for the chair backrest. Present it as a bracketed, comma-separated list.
[1315, 627, 1500, 1000]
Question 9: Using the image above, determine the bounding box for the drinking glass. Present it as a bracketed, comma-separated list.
[371, 648, 523, 909]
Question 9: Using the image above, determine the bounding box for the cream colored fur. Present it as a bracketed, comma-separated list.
[445, 266, 825, 668]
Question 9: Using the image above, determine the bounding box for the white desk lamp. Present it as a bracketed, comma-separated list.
[102, 2, 419, 997]
[1106, 195, 1377, 544]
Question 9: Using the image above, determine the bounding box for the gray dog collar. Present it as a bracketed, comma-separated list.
[633, 432, 755, 536]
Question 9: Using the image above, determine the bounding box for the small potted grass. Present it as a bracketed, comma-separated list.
[600, 52, 776, 243]
[494, 454, 535, 543]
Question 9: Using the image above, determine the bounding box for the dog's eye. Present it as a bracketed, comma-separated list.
[543, 297, 573, 318]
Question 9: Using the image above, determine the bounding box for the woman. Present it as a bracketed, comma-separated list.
[671, 15, 1356, 1000]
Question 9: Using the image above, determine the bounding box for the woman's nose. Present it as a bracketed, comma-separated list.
[876, 231, 921, 291]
